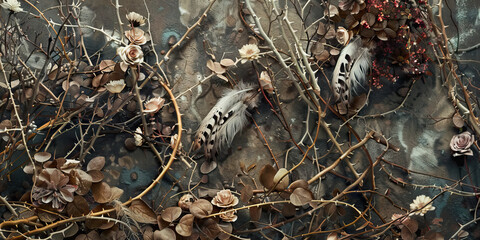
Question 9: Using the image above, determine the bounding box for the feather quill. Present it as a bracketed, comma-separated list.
[194, 83, 260, 159]
[332, 37, 372, 111]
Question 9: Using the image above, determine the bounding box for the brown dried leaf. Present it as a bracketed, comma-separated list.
[99, 60, 116, 73]
[75, 231, 101, 240]
[401, 227, 415, 240]
[345, 15, 359, 29]
[71, 169, 92, 195]
[92, 74, 103, 88]
[154, 228, 176, 240]
[317, 22, 326, 35]
[87, 156, 105, 171]
[200, 161, 217, 174]
[240, 185, 254, 203]
[161, 206, 182, 223]
[281, 203, 296, 218]
[190, 199, 213, 219]
[249, 198, 262, 221]
[424, 231, 444, 240]
[175, 214, 194, 237]
[66, 195, 90, 217]
[376, 31, 388, 41]
[91, 182, 112, 204]
[200, 218, 220, 239]
[362, 13, 376, 27]
[217, 222, 233, 240]
[88, 170, 104, 183]
[273, 168, 289, 191]
[259, 164, 276, 189]
[384, 28, 397, 38]
[129, 199, 158, 224]
[360, 28, 375, 38]
[403, 218, 418, 233]
[290, 188, 313, 206]
[288, 179, 308, 191]
[37, 204, 59, 222]
[453, 113, 465, 128]
[34, 152, 51, 163]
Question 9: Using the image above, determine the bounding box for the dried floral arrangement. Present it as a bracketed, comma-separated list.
[0, 0, 478, 239]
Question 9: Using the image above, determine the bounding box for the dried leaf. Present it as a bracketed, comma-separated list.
[273, 168, 289, 191]
[91, 182, 112, 204]
[71, 169, 92, 195]
[288, 179, 308, 191]
[200, 161, 217, 174]
[99, 60, 116, 73]
[75, 231, 101, 240]
[175, 214, 194, 237]
[217, 222, 233, 240]
[281, 203, 296, 218]
[290, 188, 313, 206]
[87, 156, 105, 171]
[161, 206, 182, 223]
[154, 228, 176, 240]
[376, 31, 388, 41]
[240, 185, 254, 203]
[34, 152, 51, 163]
[88, 170, 104, 183]
[190, 199, 213, 219]
[362, 13, 376, 27]
[400, 227, 415, 240]
[403, 218, 418, 233]
[249, 198, 262, 221]
[259, 164, 276, 189]
[326, 5, 339, 18]
[327, 232, 338, 240]
[452, 113, 465, 128]
[127, 199, 157, 224]
[92, 74, 103, 88]
[37, 204, 59, 222]
[220, 58, 235, 67]
[317, 22, 326, 35]
[66, 196, 90, 217]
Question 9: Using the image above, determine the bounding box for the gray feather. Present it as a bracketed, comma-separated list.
[332, 37, 372, 107]
[194, 83, 259, 159]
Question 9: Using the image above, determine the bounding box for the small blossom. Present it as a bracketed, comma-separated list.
[32, 168, 77, 211]
[134, 127, 143, 147]
[219, 209, 238, 222]
[409, 195, 435, 216]
[259, 71, 274, 94]
[238, 44, 260, 64]
[144, 97, 165, 113]
[1, 0, 22, 13]
[117, 45, 144, 65]
[126, 12, 146, 27]
[211, 189, 239, 208]
[450, 131, 475, 157]
[125, 28, 148, 45]
[336, 27, 350, 45]
[178, 194, 195, 210]
[105, 79, 126, 94]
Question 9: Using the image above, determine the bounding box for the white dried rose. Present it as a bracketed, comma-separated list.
[219, 209, 238, 222]
[117, 45, 144, 65]
[211, 189, 239, 208]
[1, 0, 23, 13]
[125, 28, 148, 45]
[105, 79, 126, 94]
[409, 195, 435, 216]
[238, 44, 260, 64]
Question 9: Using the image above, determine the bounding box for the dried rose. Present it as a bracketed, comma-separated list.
[336, 27, 350, 45]
[117, 45, 144, 65]
[178, 194, 195, 210]
[144, 97, 165, 113]
[239, 44, 260, 64]
[219, 209, 237, 222]
[450, 131, 475, 157]
[409, 195, 435, 216]
[105, 79, 126, 94]
[211, 189, 239, 208]
[126, 12, 146, 27]
[125, 28, 148, 45]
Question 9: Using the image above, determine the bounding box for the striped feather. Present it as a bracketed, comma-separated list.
[194, 83, 260, 159]
[332, 37, 372, 112]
